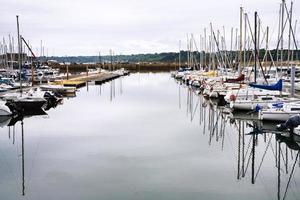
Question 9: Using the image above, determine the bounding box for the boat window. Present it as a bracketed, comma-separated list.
[291, 108, 300, 111]
[261, 97, 274, 100]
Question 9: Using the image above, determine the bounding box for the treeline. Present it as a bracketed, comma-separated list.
[42, 49, 300, 64]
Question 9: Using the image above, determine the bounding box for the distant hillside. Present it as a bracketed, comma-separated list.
[42, 52, 180, 64]
[41, 50, 300, 64]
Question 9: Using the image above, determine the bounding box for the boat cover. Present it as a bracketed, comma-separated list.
[225, 74, 245, 83]
[249, 79, 283, 91]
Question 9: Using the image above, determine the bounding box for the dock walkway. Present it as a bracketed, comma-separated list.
[52, 72, 123, 88]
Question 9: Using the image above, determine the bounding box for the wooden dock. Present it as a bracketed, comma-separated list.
[51, 80, 86, 88]
[95, 74, 120, 85]
[51, 72, 124, 88]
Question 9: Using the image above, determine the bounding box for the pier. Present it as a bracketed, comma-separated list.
[48, 70, 129, 88]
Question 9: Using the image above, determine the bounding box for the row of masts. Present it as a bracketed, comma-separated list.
[0, 36, 49, 69]
[181, 0, 299, 78]
[0, 37, 49, 56]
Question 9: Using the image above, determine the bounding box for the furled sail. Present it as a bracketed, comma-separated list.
[249, 79, 283, 91]
[225, 74, 245, 83]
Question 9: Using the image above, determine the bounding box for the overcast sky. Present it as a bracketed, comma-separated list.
[0, 0, 299, 56]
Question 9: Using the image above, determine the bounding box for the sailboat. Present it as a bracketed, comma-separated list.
[229, 79, 299, 111]
[259, 101, 300, 121]
[5, 16, 48, 113]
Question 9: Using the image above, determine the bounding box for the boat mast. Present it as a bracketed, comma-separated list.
[209, 35, 211, 71]
[235, 28, 238, 70]
[239, 7, 243, 75]
[9, 34, 13, 70]
[204, 28, 207, 68]
[21, 120, 25, 196]
[254, 12, 258, 83]
[291, 20, 297, 63]
[251, 133, 256, 184]
[230, 27, 233, 67]
[200, 34, 202, 70]
[179, 40, 181, 70]
[287, 1, 295, 97]
[210, 26, 213, 70]
[265, 27, 269, 73]
[244, 13, 247, 75]
[277, 142, 281, 200]
[258, 16, 262, 79]
[280, 0, 285, 76]
[287, 1, 293, 73]
[16, 15, 22, 94]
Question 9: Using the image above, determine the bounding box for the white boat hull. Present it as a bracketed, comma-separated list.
[0, 102, 12, 116]
[40, 85, 76, 94]
[230, 101, 270, 110]
[258, 111, 298, 121]
[231, 99, 300, 111]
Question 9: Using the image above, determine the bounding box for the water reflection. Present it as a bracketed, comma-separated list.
[177, 79, 300, 200]
[0, 110, 47, 197]
[0, 76, 125, 199]
[0, 73, 300, 200]
[93, 77, 123, 101]
[0, 94, 62, 199]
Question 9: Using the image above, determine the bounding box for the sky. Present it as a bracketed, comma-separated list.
[0, 0, 299, 56]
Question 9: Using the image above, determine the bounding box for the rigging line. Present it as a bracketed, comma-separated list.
[221, 36, 233, 69]
[269, 139, 277, 160]
[284, 3, 298, 51]
[290, 149, 294, 160]
[245, 131, 254, 160]
[280, 145, 288, 168]
[244, 145, 253, 176]
[257, 16, 268, 47]
[254, 134, 273, 181]
[244, 136, 254, 175]
[211, 111, 222, 136]
[267, 8, 289, 73]
[245, 13, 269, 83]
[283, 151, 300, 200]
[221, 118, 226, 151]
[210, 23, 226, 68]
[191, 97, 199, 121]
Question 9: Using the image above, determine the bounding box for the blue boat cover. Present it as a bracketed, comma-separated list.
[249, 79, 283, 91]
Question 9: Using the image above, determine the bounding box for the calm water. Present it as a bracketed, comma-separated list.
[0, 72, 300, 200]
